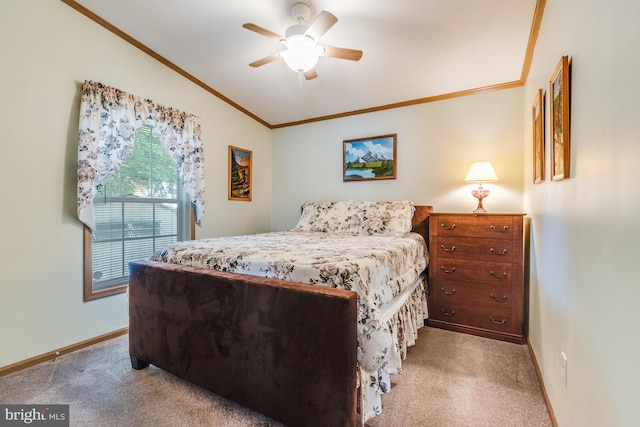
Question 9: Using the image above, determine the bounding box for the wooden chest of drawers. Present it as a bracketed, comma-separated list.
[427, 213, 526, 343]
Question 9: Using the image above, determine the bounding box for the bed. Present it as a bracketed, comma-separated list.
[129, 201, 432, 426]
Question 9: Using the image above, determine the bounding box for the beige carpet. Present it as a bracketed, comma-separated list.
[366, 327, 552, 427]
[0, 327, 551, 426]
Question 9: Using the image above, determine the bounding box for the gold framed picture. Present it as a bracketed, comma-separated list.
[532, 88, 545, 184]
[228, 146, 252, 201]
[550, 56, 570, 181]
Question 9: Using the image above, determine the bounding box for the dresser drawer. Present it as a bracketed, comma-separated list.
[430, 280, 514, 308]
[431, 214, 520, 239]
[429, 258, 516, 286]
[433, 236, 521, 263]
[430, 305, 518, 334]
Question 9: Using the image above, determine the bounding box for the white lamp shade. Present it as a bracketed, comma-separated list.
[280, 35, 323, 72]
[465, 162, 498, 183]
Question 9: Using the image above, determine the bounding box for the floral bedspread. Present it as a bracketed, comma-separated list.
[151, 230, 428, 422]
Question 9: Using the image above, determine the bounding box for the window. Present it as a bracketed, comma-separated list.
[77, 81, 204, 300]
[83, 124, 192, 300]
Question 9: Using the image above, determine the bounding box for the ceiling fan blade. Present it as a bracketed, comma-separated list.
[242, 23, 285, 42]
[322, 46, 363, 61]
[304, 69, 318, 80]
[249, 52, 283, 68]
[304, 11, 337, 41]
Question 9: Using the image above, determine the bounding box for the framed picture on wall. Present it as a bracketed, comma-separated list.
[550, 56, 570, 181]
[532, 88, 545, 184]
[228, 146, 252, 201]
[343, 134, 397, 182]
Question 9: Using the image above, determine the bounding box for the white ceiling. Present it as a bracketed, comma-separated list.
[70, 0, 539, 128]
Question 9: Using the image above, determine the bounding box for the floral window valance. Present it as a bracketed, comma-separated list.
[76, 80, 205, 230]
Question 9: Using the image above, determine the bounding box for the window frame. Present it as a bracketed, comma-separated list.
[82, 124, 196, 302]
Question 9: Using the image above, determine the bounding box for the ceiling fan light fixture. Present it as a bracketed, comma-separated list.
[280, 35, 323, 73]
[244, 5, 361, 80]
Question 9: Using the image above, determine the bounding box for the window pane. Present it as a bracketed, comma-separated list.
[88, 124, 189, 294]
[92, 239, 124, 287]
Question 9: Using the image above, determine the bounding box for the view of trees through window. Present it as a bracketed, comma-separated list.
[90, 124, 190, 290]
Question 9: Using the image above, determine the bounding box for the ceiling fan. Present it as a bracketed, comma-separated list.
[242, 2, 363, 81]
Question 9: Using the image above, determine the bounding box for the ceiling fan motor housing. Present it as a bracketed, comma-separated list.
[291, 2, 312, 22]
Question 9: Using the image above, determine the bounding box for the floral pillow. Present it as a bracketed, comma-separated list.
[292, 200, 415, 235]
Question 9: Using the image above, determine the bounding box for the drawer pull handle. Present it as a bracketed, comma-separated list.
[440, 245, 456, 252]
[490, 248, 508, 255]
[440, 288, 456, 295]
[489, 271, 508, 279]
[440, 223, 457, 231]
[441, 309, 456, 317]
[489, 293, 508, 302]
[440, 266, 457, 274]
[489, 317, 507, 325]
[490, 225, 510, 232]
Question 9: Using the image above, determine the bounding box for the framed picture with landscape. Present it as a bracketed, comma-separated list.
[550, 55, 570, 181]
[343, 134, 397, 182]
[228, 146, 252, 201]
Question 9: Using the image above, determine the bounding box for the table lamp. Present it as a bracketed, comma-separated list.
[464, 161, 498, 213]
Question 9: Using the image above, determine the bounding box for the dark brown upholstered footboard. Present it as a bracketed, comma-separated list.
[129, 260, 358, 427]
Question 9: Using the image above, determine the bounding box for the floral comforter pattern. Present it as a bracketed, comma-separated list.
[151, 230, 428, 422]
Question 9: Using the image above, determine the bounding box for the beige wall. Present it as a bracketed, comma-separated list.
[271, 88, 525, 230]
[523, 0, 640, 426]
[0, 0, 272, 367]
